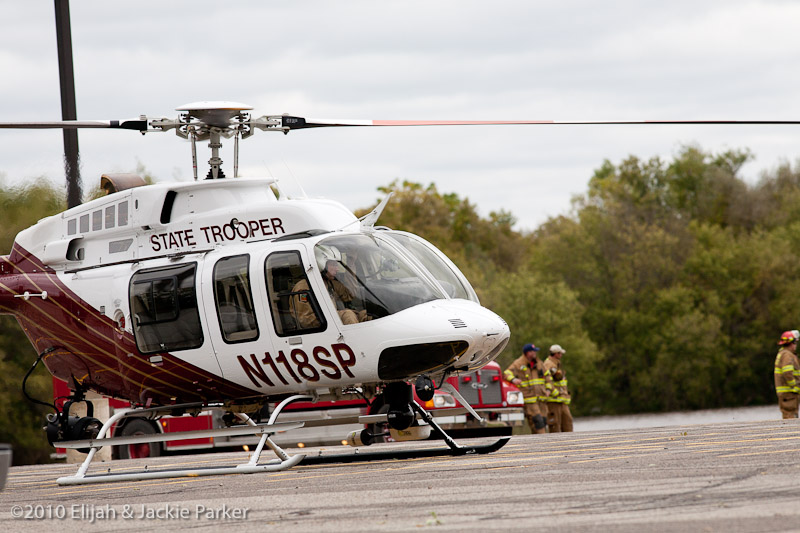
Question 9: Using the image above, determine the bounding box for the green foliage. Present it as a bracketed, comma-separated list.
[533, 147, 800, 413]
[0, 177, 65, 253]
[481, 270, 607, 415]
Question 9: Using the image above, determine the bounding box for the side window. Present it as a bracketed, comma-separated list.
[118, 201, 129, 226]
[92, 210, 102, 231]
[105, 206, 115, 229]
[129, 263, 204, 354]
[265, 251, 326, 336]
[213, 255, 259, 343]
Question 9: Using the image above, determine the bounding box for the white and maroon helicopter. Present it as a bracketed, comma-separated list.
[0, 102, 528, 485]
[1, 103, 796, 485]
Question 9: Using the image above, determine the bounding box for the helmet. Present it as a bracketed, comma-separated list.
[778, 331, 798, 346]
[315, 244, 342, 271]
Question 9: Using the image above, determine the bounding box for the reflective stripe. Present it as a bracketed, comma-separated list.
[520, 378, 545, 387]
[554, 379, 568, 387]
[523, 397, 541, 404]
[546, 397, 571, 404]
[775, 364, 795, 373]
[777, 386, 794, 393]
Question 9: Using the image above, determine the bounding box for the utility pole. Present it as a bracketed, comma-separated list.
[54, 0, 81, 208]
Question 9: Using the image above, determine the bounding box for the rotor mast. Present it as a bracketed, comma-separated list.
[157, 102, 259, 180]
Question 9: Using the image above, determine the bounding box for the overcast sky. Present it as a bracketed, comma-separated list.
[2, 1, 800, 230]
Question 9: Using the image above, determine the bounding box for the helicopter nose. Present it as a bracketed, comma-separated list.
[452, 305, 510, 370]
[373, 300, 510, 380]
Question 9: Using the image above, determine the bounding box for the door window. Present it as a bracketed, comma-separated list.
[213, 254, 259, 343]
[265, 251, 326, 336]
[130, 263, 204, 353]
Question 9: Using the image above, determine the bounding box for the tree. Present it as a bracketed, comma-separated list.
[529, 147, 800, 413]
[481, 270, 607, 416]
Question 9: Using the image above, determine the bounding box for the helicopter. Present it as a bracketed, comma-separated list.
[0, 102, 529, 485]
[2, 102, 798, 485]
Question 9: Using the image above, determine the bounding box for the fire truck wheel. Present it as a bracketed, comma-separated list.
[115, 419, 162, 460]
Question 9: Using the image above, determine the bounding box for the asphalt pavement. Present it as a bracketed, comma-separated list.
[1, 418, 799, 532]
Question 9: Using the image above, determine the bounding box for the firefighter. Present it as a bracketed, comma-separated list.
[774, 331, 800, 419]
[504, 343, 547, 434]
[543, 344, 573, 432]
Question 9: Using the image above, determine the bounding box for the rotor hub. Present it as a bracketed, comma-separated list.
[175, 101, 253, 129]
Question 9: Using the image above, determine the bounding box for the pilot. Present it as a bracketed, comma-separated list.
[321, 259, 360, 325]
[503, 343, 547, 434]
[292, 260, 368, 328]
[337, 249, 369, 313]
[543, 344, 573, 432]
[774, 331, 800, 418]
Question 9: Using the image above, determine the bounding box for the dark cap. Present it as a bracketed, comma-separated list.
[522, 343, 540, 353]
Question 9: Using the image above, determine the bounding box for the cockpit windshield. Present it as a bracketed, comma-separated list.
[385, 232, 478, 302]
[314, 234, 445, 321]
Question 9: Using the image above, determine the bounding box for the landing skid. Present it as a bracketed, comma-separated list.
[302, 436, 510, 465]
[304, 400, 510, 465]
[55, 396, 311, 486]
[53, 397, 510, 485]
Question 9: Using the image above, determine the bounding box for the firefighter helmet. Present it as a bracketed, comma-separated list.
[778, 331, 798, 346]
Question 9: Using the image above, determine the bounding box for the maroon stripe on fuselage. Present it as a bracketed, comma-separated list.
[4, 242, 262, 406]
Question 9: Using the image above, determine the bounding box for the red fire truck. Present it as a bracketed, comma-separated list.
[54, 361, 523, 459]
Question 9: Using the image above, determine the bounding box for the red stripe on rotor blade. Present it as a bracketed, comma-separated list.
[368, 119, 800, 126]
[371, 120, 556, 126]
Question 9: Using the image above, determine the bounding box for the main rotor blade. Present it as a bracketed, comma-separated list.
[0, 119, 148, 131]
[279, 117, 800, 130]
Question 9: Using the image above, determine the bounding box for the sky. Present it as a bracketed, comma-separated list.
[2, 1, 800, 231]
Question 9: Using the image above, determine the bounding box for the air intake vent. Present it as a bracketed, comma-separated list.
[449, 318, 467, 329]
